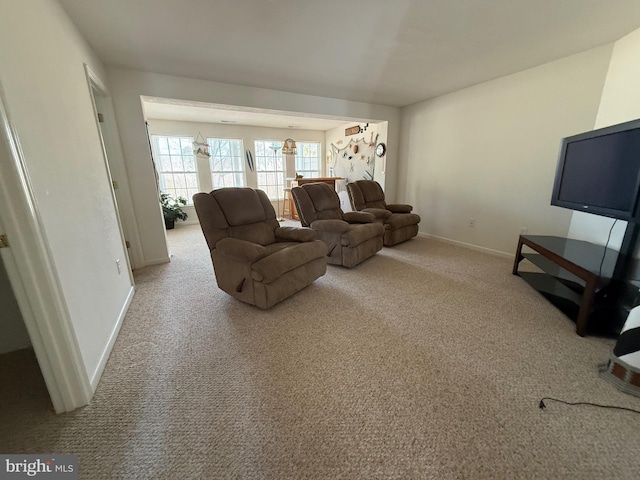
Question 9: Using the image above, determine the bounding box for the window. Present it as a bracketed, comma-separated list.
[154, 136, 198, 203]
[254, 140, 284, 199]
[295, 142, 322, 178]
[208, 138, 245, 188]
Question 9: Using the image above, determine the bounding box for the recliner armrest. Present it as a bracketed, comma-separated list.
[216, 237, 268, 263]
[386, 204, 413, 213]
[362, 208, 392, 220]
[275, 226, 318, 242]
[343, 211, 375, 224]
[310, 219, 351, 234]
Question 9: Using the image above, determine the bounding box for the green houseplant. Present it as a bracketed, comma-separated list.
[160, 193, 188, 229]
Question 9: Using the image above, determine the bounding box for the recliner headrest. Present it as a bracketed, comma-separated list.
[303, 183, 341, 212]
[213, 188, 268, 225]
[356, 180, 385, 203]
[193, 188, 277, 250]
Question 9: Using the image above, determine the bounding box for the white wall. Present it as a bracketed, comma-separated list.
[146, 119, 327, 223]
[107, 68, 402, 266]
[398, 46, 613, 255]
[0, 0, 133, 387]
[568, 27, 640, 250]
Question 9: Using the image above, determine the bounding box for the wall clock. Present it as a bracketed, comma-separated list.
[376, 143, 386, 157]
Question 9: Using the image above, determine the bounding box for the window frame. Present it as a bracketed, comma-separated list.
[254, 139, 285, 200]
[152, 135, 199, 205]
[207, 137, 246, 189]
[295, 141, 322, 179]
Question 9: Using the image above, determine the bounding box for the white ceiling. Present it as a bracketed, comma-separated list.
[59, 0, 640, 108]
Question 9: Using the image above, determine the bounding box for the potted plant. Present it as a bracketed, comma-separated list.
[160, 193, 188, 229]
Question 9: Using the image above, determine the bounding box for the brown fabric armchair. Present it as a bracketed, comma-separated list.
[291, 182, 384, 268]
[193, 187, 328, 309]
[347, 180, 421, 246]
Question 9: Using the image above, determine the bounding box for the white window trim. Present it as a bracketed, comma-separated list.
[152, 135, 199, 204]
[208, 137, 247, 189]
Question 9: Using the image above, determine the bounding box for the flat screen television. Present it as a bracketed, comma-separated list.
[551, 119, 640, 220]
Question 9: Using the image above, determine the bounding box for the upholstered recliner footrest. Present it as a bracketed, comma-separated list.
[251, 240, 328, 283]
[386, 203, 413, 213]
[341, 222, 385, 247]
[386, 213, 422, 229]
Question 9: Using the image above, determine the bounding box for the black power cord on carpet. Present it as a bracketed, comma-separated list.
[539, 397, 640, 415]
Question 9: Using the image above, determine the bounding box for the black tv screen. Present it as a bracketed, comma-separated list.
[551, 119, 640, 220]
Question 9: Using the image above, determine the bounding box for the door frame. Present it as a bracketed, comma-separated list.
[0, 83, 91, 413]
[84, 64, 135, 285]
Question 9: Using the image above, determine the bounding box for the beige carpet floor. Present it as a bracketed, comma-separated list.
[1, 224, 639, 479]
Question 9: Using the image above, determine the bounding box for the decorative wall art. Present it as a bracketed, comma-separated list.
[193, 132, 210, 158]
[282, 138, 297, 155]
[330, 132, 379, 182]
[344, 123, 370, 136]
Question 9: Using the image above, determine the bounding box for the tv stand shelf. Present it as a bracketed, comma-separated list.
[512, 235, 618, 336]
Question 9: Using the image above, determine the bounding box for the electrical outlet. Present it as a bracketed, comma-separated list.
[468, 218, 476, 228]
[116, 259, 121, 274]
[520, 227, 528, 235]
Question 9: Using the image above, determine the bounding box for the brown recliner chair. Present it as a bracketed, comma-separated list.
[291, 182, 384, 268]
[193, 187, 328, 309]
[347, 180, 421, 246]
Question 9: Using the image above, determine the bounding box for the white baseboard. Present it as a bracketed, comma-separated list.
[143, 256, 171, 267]
[418, 232, 512, 259]
[90, 285, 135, 390]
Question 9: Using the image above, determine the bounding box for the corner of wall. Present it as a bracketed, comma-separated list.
[568, 28, 640, 247]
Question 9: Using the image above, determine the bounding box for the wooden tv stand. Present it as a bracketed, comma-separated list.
[512, 235, 620, 336]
